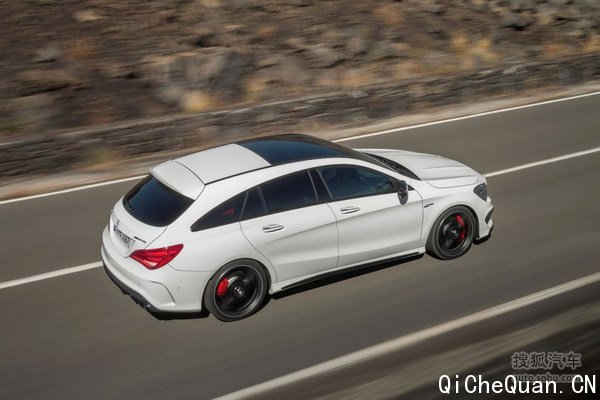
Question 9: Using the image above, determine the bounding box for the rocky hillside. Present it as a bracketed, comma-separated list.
[1, 0, 599, 138]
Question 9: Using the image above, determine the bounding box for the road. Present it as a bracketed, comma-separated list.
[1, 93, 599, 399]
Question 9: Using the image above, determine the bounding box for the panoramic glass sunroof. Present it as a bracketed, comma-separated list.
[240, 136, 352, 165]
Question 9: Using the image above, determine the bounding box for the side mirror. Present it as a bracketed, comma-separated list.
[398, 180, 408, 205]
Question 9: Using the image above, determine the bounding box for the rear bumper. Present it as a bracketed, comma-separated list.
[101, 226, 210, 313]
[104, 263, 160, 313]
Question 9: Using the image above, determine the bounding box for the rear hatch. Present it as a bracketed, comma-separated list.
[108, 162, 203, 257]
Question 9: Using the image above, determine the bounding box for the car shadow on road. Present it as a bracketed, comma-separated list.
[144, 254, 424, 321]
[148, 308, 210, 321]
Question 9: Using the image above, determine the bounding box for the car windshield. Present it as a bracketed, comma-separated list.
[123, 175, 193, 227]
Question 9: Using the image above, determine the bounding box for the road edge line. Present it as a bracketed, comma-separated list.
[0, 262, 103, 290]
[335, 90, 600, 142]
[483, 146, 600, 178]
[2, 91, 599, 205]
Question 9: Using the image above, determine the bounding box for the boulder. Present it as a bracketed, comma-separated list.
[186, 27, 219, 48]
[369, 41, 410, 61]
[11, 93, 60, 130]
[32, 45, 61, 63]
[306, 45, 345, 68]
[142, 48, 251, 97]
[509, 0, 537, 13]
[346, 36, 369, 57]
[423, 3, 446, 15]
[566, 29, 587, 39]
[73, 10, 102, 22]
[502, 12, 534, 29]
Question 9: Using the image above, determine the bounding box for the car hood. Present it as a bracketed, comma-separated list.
[359, 148, 480, 188]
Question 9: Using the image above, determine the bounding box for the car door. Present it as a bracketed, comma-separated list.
[317, 165, 423, 267]
[240, 170, 339, 282]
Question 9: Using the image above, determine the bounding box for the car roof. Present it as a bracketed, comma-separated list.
[172, 134, 370, 184]
[176, 143, 270, 184]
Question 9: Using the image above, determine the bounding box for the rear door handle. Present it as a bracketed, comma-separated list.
[262, 224, 284, 233]
[340, 206, 361, 214]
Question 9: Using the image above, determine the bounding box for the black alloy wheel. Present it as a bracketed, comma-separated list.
[426, 206, 476, 260]
[204, 259, 268, 322]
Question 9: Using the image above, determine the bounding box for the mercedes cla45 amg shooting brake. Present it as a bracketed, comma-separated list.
[101, 134, 494, 321]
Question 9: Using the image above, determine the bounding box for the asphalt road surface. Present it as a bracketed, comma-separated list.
[1, 93, 599, 399]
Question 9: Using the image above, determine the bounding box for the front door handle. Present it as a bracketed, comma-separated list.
[262, 224, 284, 233]
[340, 206, 361, 214]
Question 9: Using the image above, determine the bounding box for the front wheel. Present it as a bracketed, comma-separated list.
[426, 206, 476, 260]
[204, 259, 268, 322]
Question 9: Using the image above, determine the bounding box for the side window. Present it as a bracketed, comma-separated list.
[260, 170, 316, 214]
[192, 192, 246, 231]
[318, 166, 396, 200]
[310, 169, 331, 202]
[241, 188, 265, 220]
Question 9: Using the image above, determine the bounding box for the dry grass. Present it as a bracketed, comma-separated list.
[256, 25, 276, 40]
[540, 42, 572, 59]
[374, 3, 404, 27]
[391, 60, 426, 80]
[390, 49, 465, 81]
[181, 91, 220, 112]
[314, 69, 342, 89]
[65, 38, 97, 60]
[450, 35, 470, 54]
[243, 74, 270, 102]
[84, 148, 121, 171]
[450, 35, 498, 69]
[0, 118, 22, 135]
[340, 68, 383, 89]
[200, 0, 221, 8]
[582, 35, 600, 54]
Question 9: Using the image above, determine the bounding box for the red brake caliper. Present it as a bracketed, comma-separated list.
[455, 215, 466, 241]
[216, 278, 229, 296]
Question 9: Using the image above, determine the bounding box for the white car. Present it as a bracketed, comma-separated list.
[101, 134, 493, 321]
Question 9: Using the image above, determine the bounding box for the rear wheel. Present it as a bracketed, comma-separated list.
[426, 206, 475, 260]
[204, 259, 268, 322]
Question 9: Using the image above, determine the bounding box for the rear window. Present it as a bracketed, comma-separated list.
[123, 175, 193, 227]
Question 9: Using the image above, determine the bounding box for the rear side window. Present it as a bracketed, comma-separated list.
[123, 175, 193, 227]
[241, 188, 265, 220]
[260, 171, 316, 214]
[192, 192, 246, 231]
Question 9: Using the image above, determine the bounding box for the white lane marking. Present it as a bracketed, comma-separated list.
[0, 175, 145, 206]
[2, 91, 599, 206]
[335, 90, 600, 142]
[0, 262, 103, 290]
[1, 144, 600, 290]
[483, 146, 600, 178]
[215, 271, 600, 400]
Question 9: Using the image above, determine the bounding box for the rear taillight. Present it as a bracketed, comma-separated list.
[130, 244, 183, 270]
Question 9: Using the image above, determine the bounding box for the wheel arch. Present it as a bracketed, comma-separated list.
[461, 204, 479, 239]
[423, 202, 478, 245]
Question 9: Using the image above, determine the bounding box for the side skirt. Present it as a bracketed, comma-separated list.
[279, 251, 423, 292]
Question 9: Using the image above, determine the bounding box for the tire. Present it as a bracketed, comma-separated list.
[204, 259, 268, 322]
[426, 206, 476, 260]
